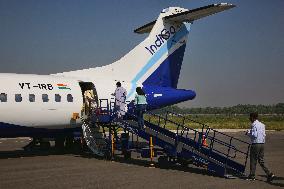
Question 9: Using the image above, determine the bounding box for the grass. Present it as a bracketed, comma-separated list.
[144, 114, 284, 131]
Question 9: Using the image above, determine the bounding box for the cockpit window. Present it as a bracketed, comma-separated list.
[29, 94, 35, 102]
[67, 94, 73, 102]
[0, 93, 7, 102]
[42, 94, 49, 102]
[55, 94, 61, 102]
[15, 94, 22, 102]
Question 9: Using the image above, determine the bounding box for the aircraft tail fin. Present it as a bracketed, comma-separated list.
[54, 3, 235, 98]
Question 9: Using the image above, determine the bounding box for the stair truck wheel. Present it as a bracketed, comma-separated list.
[158, 156, 170, 168]
[177, 157, 193, 168]
[124, 150, 131, 160]
[121, 133, 130, 159]
[104, 149, 112, 160]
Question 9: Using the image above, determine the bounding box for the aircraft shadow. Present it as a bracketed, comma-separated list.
[0, 148, 82, 159]
[1, 148, 283, 185]
[5, 148, 283, 183]
[0, 145, 229, 179]
[112, 156, 221, 178]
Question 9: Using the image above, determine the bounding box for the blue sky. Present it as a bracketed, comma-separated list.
[0, 0, 283, 107]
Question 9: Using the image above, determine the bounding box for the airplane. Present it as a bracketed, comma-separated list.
[0, 3, 235, 149]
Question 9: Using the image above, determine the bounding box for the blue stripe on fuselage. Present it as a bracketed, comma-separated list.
[0, 122, 81, 138]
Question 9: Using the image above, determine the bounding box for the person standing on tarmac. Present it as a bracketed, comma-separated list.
[134, 87, 147, 130]
[113, 82, 127, 119]
[246, 112, 275, 182]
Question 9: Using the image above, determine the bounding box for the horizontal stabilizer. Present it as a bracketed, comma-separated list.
[134, 3, 235, 34]
[134, 20, 157, 34]
[164, 3, 235, 22]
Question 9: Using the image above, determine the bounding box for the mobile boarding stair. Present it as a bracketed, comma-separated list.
[82, 99, 251, 178]
[81, 99, 114, 158]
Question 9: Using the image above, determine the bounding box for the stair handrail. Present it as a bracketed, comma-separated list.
[163, 110, 251, 167]
[165, 111, 250, 145]
[146, 111, 250, 159]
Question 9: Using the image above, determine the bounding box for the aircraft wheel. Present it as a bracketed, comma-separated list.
[65, 135, 75, 150]
[55, 137, 65, 150]
[23, 138, 38, 151]
[177, 157, 192, 168]
[40, 141, 51, 150]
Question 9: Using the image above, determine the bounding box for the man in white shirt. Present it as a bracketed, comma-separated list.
[246, 112, 275, 182]
[113, 82, 127, 118]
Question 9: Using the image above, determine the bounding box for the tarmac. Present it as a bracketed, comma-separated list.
[0, 131, 283, 189]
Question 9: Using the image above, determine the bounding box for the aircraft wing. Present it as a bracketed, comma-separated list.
[134, 3, 235, 34]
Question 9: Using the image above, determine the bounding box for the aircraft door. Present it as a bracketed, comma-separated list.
[79, 82, 99, 116]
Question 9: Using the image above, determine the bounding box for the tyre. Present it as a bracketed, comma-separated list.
[124, 150, 131, 160]
[158, 156, 170, 168]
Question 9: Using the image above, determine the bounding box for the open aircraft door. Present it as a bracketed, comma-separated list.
[79, 82, 99, 116]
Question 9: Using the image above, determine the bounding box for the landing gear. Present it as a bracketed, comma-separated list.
[54, 135, 83, 153]
[55, 136, 65, 151]
[40, 141, 51, 150]
[23, 138, 37, 151]
[65, 135, 75, 150]
[23, 138, 51, 151]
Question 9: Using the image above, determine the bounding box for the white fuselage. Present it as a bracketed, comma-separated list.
[0, 73, 133, 131]
[0, 74, 82, 129]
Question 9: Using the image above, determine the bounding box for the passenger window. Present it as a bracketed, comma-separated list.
[29, 94, 35, 102]
[15, 94, 22, 102]
[67, 94, 73, 102]
[55, 94, 61, 102]
[42, 94, 49, 102]
[0, 93, 7, 102]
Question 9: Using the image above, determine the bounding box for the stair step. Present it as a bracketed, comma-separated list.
[81, 122, 108, 157]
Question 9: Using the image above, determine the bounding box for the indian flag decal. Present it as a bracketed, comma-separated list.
[57, 84, 71, 90]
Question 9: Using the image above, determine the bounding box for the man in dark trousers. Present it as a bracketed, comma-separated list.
[246, 112, 275, 182]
